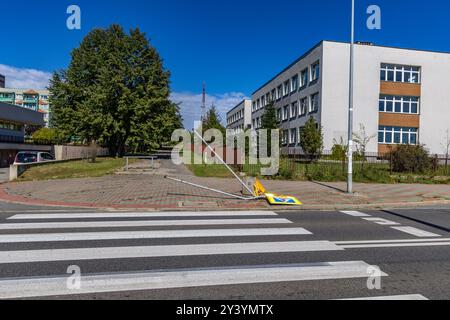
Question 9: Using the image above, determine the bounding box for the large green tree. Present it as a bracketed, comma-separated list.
[49, 25, 182, 156]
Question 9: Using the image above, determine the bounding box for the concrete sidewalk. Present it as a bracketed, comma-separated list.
[0, 160, 449, 210]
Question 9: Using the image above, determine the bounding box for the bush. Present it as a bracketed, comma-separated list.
[331, 144, 346, 161]
[32, 128, 60, 145]
[389, 145, 432, 173]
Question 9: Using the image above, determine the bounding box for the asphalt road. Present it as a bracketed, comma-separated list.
[0, 201, 449, 300]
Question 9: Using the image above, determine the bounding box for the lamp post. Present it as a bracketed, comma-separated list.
[347, 0, 355, 194]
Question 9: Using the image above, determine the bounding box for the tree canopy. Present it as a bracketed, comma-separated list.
[202, 104, 226, 137]
[260, 101, 278, 130]
[300, 117, 324, 156]
[49, 24, 182, 156]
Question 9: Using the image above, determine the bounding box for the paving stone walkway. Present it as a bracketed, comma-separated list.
[0, 160, 449, 210]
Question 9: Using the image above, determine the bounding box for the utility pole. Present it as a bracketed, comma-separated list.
[347, 0, 355, 194]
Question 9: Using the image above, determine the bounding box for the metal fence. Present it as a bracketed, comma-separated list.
[240, 150, 450, 181]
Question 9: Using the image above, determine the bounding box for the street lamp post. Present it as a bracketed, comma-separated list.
[347, 0, 355, 194]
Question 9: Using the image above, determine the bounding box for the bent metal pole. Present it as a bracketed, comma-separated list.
[165, 177, 262, 201]
[194, 130, 255, 196]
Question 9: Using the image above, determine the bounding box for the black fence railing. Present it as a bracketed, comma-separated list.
[240, 150, 450, 182]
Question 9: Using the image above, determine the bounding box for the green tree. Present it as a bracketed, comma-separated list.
[260, 101, 279, 157]
[300, 117, 324, 158]
[260, 101, 278, 130]
[49, 24, 182, 156]
[202, 104, 226, 139]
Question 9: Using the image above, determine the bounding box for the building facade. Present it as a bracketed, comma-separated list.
[248, 40, 450, 155]
[0, 88, 50, 127]
[0, 102, 45, 167]
[226, 99, 252, 135]
[0, 74, 5, 88]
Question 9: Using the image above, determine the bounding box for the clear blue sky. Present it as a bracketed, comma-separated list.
[1, 0, 449, 126]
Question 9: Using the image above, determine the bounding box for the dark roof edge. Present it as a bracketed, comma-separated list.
[251, 40, 450, 96]
[226, 99, 251, 115]
[251, 40, 324, 95]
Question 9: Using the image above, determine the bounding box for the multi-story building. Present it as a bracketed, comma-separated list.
[226, 99, 252, 135]
[0, 74, 5, 88]
[248, 40, 450, 155]
[0, 88, 50, 127]
[0, 101, 45, 167]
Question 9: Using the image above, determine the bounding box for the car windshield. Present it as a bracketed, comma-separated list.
[16, 153, 38, 163]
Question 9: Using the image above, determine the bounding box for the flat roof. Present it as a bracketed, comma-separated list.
[226, 99, 250, 115]
[252, 40, 450, 95]
[0, 102, 45, 126]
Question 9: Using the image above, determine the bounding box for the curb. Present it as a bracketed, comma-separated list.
[1, 184, 449, 212]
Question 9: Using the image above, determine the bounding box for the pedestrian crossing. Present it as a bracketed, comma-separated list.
[0, 210, 428, 300]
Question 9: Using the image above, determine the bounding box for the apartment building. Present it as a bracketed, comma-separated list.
[0, 74, 5, 88]
[249, 40, 450, 155]
[226, 99, 252, 135]
[0, 88, 50, 127]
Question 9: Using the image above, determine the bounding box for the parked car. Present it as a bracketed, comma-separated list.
[14, 151, 55, 165]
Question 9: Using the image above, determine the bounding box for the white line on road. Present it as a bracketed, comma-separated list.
[363, 218, 400, 226]
[7, 211, 278, 220]
[0, 261, 382, 299]
[0, 218, 292, 230]
[0, 241, 342, 264]
[391, 226, 441, 238]
[340, 211, 371, 217]
[0, 228, 312, 244]
[340, 294, 428, 300]
[335, 238, 450, 245]
[339, 242, 450, 249]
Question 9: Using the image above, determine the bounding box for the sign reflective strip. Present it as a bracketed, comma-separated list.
[0, 219, 292, 230]
[0, 241, 342, 264]
[340, 294, 428, 301]
[340, 211, 371, 217]
[0, 261, 381, 299]
[391, 226, 441, 238]
[0, 228, 312, 244]
[8, 211, 278, 220]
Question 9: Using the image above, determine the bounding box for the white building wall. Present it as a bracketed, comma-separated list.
[226, 99, 252, 134]
[321, 41, 450, 154]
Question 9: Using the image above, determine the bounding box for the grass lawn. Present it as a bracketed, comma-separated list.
[186, 164, 233, 178]
[187, 158, 449, 184]
[17, 158, 129, 181]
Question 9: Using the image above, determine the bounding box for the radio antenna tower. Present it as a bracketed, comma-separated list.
[201, 82, 206, 122]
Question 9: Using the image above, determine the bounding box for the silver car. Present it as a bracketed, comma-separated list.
[14, 151, 55, 165]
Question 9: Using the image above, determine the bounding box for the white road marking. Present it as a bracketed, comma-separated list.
[340, 294, 428, 300]
[391, 226, 441, 238]
[0, 218, 292, 230]
[0, 228, 312, 244]
[335, 238, 450, 245]
[8, 211, 278, 220]
[363, 218, 400, 226]
[0, 241, 342, 264]
[0, 261, 383, 299]
[340, 242, 450, 249]
[340, 211, 371, 217]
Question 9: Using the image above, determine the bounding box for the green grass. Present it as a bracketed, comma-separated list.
[186, 164, 234, 178]
[17, 158, 129, 181]
[188, 157, 449, 184]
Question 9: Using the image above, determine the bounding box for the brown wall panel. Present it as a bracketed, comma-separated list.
[379, 113, 420, 127]
[380, 82, 421, 97]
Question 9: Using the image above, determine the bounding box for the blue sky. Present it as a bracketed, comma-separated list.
[1, 0, 449, 127]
